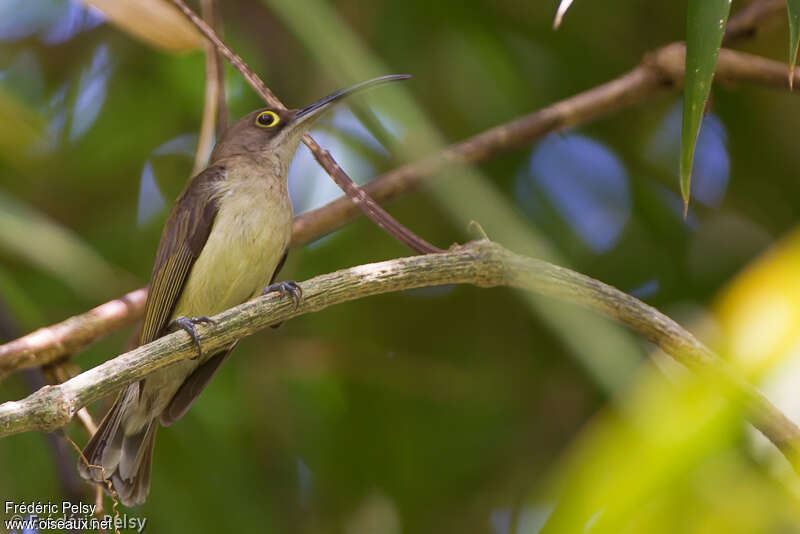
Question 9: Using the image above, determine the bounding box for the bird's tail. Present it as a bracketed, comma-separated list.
[78, 385, 157, 506]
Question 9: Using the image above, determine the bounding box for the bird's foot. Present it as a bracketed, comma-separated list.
[262, 281, 302, 329]
[169, 315, 216, 359]
[262, 281, 303, 309]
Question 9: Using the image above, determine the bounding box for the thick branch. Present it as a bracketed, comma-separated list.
[0, 3, 793, 377]
[0, 241, 797, 470]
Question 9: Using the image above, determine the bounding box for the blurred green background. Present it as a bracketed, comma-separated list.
[1, 1, 800, 532]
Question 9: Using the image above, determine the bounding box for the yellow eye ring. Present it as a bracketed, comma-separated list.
[255, 110, 280, 128]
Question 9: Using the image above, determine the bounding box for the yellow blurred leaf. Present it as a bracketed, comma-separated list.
[714, 228, 800, 376]
[81, 0, 201, 52]
[533, 365, 790, 534]
[712, 228, 800, 481]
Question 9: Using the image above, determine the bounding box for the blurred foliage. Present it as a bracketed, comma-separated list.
[1, 1, 800, 533]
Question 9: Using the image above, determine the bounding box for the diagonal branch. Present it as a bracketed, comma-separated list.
[169, 0, 441, 255]
[0, 240, 797, 471]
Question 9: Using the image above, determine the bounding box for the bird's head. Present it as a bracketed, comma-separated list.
[210, 74, 410, 164]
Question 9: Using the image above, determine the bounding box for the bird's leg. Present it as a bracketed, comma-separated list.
[262, 281, 303, 329]
[168, 316, 216, 359]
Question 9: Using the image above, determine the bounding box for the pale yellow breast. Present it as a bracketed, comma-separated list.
[172, 173, 293, 320]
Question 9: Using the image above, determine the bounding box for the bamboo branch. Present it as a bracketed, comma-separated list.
[0, 1, 792, 378]
[0, 240, 797, 470]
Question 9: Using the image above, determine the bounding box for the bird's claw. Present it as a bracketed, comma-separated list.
[262, 281, 303, 310]
[169, 315, 216, 360]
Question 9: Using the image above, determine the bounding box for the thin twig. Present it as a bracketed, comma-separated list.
[42, 352, 118, 525]
[193, 0, 224, 173]
[206, 0, 228, 138]
[0, 240, 797, 470]
[41, 358, 107, 515]
[300, 134, 440, 253]
[169, 0, 440, 254]
[60, 429, 120, 533]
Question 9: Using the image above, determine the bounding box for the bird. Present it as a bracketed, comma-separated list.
[78, 74, 410, 506]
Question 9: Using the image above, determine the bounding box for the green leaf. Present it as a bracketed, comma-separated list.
[788, 0, 800, 87]
[681, 0, 731, 215]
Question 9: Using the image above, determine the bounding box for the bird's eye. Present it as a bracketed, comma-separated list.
[256, 110, 280, 128]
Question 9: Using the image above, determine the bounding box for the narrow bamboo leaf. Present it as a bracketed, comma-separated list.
[681, 0, 730, 214]
[553, 0, 576, 29]
[788, 0, 800, 87]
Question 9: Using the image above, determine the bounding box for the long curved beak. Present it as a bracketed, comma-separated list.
[292, 74, 411, 128]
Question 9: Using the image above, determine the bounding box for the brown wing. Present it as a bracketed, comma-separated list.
[159, 342, 238, 426]
[139, 166, 225, 345]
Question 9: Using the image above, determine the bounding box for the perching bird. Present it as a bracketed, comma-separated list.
[78, 75, 409, 505]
